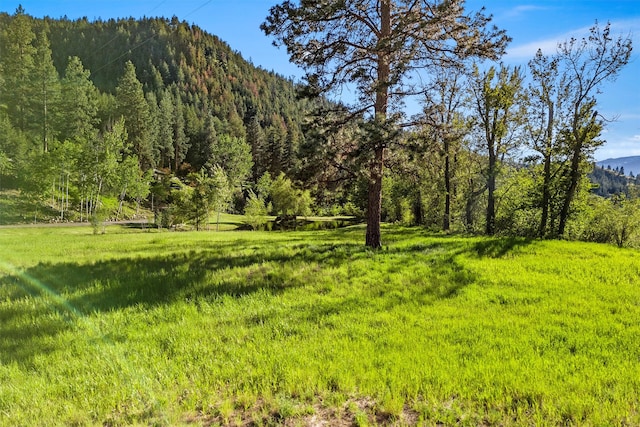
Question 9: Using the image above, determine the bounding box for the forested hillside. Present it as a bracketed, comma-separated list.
[589, 165, 640, 197]
[0, 7, 314, 220]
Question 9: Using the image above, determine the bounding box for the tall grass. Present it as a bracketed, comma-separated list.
[0, 225, 639, 425]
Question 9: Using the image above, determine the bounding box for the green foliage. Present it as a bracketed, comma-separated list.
[1, 226, 640, 425]
[495, 166, 540, 237]
[208, 134, 253, 190]
[570, 195, 640, 247]
[269, 172, 312, 218]
[116, 61, 153, 170]
[469, 64, 525, 235]
[244, 189, 270, 230]
[59, 56, 99, 143]
[0, 10, 309, 220]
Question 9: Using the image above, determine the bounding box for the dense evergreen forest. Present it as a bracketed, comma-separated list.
[0, 7, 638, 246]
[0, 7, 317, 224]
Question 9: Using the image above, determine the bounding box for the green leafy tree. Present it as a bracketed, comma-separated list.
[263, 0, 509, 248]
[244, 190, 269, 230]
[209, 134, 253, 190]
[526, 49, 563, 237]
[554, 23, 632, 236]
[0, 151, 10, 189]
[184, 170, 218, 231]
[20, 151, 53, 221]
[47, 139, 81, 220]
[256, 171, 273, 200]
[469, 64, 524, 235]
[115, 154, 150, 218]
[269, 172, 313, 224]
[77, 119, 126, 220]
[421, 67, 470, 231]
[209, 165, 232, 231]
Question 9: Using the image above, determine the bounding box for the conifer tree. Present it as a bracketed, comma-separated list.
[33, 29, 60, 153]
[2, 6, 37, 135]
[116, 60, 153, 170]
[172, 90, 189, 173]
[157, 91, 176, 169]
[60, 56, 99, 143]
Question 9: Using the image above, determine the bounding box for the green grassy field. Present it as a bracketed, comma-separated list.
[1, 224, 639, 426]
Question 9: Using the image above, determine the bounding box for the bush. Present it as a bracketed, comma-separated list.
[244, 190, 269, 230]
[569, 195, 640, 247]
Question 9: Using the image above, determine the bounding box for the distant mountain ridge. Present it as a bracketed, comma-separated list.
[596, 156, 640, 177]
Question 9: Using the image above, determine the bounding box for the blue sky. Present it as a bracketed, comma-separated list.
[4, 0, 640, 160]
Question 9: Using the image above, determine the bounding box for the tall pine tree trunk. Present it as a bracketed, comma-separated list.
[366, 146, 384, 248]
[365, 0, 391, 249]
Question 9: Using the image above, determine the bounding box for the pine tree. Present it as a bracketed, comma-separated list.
[157, 90, 176, 169]
[145, 91, 161, 166]
[59, 56, 99, 143]
[2, 7, 37, 135]
[33, 29, 61, 153]
[246, 115, 266, 183]
[116, 60, 153, 170]
[172, 90, 189, 173]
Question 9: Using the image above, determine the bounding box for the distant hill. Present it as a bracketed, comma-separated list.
[589, 166, 632, 197]
[596, 156, 640, 177]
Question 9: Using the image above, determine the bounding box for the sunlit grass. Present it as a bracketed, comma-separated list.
[1, 225, 639, 425]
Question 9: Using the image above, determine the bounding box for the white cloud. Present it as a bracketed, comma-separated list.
[505, 17, 640, 61]
[503, 5, 549, 19]
[595, 134, 640, 160]
[506, 26, 591, 60]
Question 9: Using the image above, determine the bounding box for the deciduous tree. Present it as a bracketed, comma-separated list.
[555, 23, 632, 236]
[469, 64, 524, 235]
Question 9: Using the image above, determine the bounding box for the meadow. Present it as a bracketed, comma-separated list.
[0, 222, 639, 426]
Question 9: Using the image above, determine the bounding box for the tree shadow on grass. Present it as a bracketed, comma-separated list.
[0, 232, 533, 365]
[470, 236, 533, 258]
[0, 238, 366, 363]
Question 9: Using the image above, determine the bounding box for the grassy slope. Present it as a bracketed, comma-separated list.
[0, 225, 639, 426]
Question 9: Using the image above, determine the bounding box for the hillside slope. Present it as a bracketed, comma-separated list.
[0, 11, 310, 178]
